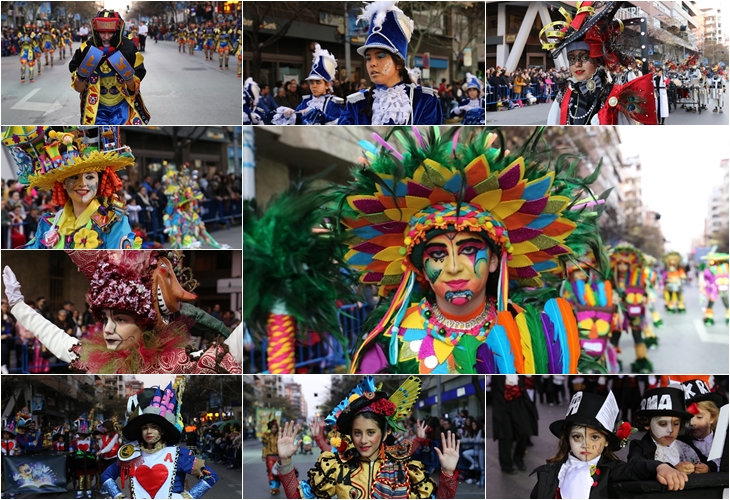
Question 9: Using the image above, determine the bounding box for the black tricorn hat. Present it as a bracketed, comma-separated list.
[549, 391, 621, 451]
[680, 379, 726, 408]
[335, 391, 389, 436]
[635, 386, 692, 420]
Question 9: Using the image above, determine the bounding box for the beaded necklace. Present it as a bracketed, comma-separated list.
[420, 297, 497, 346]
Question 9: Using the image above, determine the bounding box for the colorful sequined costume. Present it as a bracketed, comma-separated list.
[162, 164, 228, 249]
[541, 1, 657, 125]
[2, 126, 140, 250]
[561, 251, 618, 373]
[662, 251, 687, 313]
[3, 250, 242, 374]
[609, 243, 653, 373]
[261, 420, 281, 495]
[340, 127, 605, 374]
[69, 10, 150, 125]
[278, 376, 459, 499]
[700, 252, 729, 325]
[215, 27, 232, 69]
[641, 253, 661, 348]
[101, 381, 219, 498]
[18, 30, 38, 83]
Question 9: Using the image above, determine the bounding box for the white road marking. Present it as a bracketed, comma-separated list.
[694, 319, 729, 344]
[10, 88, 63, 115]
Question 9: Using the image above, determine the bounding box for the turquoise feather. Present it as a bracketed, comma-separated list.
[485, 325, 516, 374]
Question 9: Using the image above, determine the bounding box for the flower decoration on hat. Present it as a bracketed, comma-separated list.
[614, 420, 637, 448]
[1, 126, 134, 192]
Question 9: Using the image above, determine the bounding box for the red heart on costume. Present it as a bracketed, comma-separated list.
[136, 464, 169, 498]
[78, 443, 89, 451]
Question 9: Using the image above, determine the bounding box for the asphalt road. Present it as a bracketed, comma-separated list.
[1, 39, 242, 125]
[161, 223, 242, 249]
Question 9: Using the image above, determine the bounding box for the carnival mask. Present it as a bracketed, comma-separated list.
[152, 257, 196, 329]
[624, 286, 646, 317]
[575, 305, 614, 358]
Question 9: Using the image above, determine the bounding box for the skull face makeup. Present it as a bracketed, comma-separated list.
[101, 309, 142, 351]
[569, 425, 608, 462]
[422, 231, 498, 316]
[649, 416, 681, 446]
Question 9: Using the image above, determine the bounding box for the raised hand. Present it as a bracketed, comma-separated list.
[416, 419, 427, 440]
[2, 266, 24, 307]
[277, 421, 301, 461]
[434, 431, 460, 475]
[310, 416, 324, 439]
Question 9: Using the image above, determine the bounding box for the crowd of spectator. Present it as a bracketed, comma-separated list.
[1, 172, 242, 249]
[186, 422, 242, 470]
[1, 296, 241, 374]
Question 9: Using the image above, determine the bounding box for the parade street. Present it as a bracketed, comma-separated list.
[484, 93, 729, 126]
[162, 224, 242, 249]
[614, 284, 728, 374]
[1, 39, 241, 125]
[241, 438, 486, 499]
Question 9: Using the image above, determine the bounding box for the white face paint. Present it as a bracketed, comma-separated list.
[568, 425, 607, 462]
[649, 416, 680, 446]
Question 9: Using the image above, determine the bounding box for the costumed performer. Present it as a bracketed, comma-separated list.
[709, 66, 725, 113]
[340, 127, 605, 374]
[161, 164, 230, 249]
[243, 78, 263, 125]
[214, 25, 232, 70]
[531, 390, 687, 498]
[276, 375, 460, 498]
[451, 73, 486, 125]
[18, 25, 39, 83]
[97, 419, 121, 496]
[679, 378, 727, 472]
[700, 252, 729, 325]
[627, 386, 704, 474]
[69, 413, 98, 499]
[653, 66, 669, 125]
[271, 44, 343, 125]
[560, 249, 618, 373]
[641, 253, 661, 349]
[608, 243, 653, 373]
[69, 9, 150, 125]
[2, 250, 242, 374]
[662, 251, 686, 313]
[338, 1, 442, 125]
[261, 419, 281, 495]
[2, 419, 18, 456]
[1, 126, 141, 249]
[541, 1, 657, 125]
[101, 380, 219, 498]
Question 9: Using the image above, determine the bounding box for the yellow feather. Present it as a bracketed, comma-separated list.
[388, 376, 422, 420]
[515, 312, 535, 373]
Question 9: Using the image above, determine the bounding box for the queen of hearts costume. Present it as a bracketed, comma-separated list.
[337, 2, 442, 125]
[541, 1, 657, 126]
[101, 380, 219, 498]
[2, 250, 242, 374]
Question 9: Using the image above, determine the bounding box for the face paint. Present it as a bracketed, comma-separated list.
[689, 408, 714, 440]
[569, 425, 608, 462]
[649, 416, 680, 446]
[101, 309, 143, 351]
[365, 49, 401, 88]
[141, 423, 162, 445]
[64, 172, 99, 208]
[423, 232, 495, 312]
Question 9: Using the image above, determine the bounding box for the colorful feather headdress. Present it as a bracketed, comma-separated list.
[340, 127, 604, 309]
[609, 243, 646, 287]
[662, 251, 683, 268]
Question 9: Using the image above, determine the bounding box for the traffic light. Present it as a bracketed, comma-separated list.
[126, 5, 130, 14]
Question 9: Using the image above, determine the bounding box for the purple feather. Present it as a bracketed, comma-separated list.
[541, 312, 561, 373]
[476, 343, 495, 374]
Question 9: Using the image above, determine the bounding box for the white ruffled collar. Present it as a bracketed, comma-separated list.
[652, 437, 681, 465]
[558, 454, 600, 499]
[372, 83, 411, 125]
[304, 95, 327, 112]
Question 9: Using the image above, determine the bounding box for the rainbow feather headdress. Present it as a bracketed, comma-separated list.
[609, 242, 646, 287]
[340, 127, 603, 311]
[662, 251, 683, 268]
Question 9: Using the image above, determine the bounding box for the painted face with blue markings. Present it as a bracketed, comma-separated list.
[423, 231, 498, 316]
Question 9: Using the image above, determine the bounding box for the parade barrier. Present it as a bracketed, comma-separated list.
[609, 472, 728, 498]
[5, 339, 70, 373]
[484, 83, 558, 110]
[2, 455, 68, 496]
[249, 303, 372, 373]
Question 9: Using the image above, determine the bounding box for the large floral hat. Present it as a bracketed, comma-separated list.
[326, 376, 422, 435]
[1, 126, 135, 192]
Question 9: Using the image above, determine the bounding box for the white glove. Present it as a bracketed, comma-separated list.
[283, 108, 295, 118]
[10, 302, 79, 363]
[2, 266, 24, 307]
[452, 107, 462, 115]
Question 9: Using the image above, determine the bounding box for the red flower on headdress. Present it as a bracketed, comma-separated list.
[369, 399, 396, 417]
[687, 402, 700, 415]
[616, 421, 633, 440]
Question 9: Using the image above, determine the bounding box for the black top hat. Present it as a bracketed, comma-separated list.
[635, 386, 692, 420]
[549, 391, 621, 451]
[336, 391, 389, 436]
[680, 379, 726, 408]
